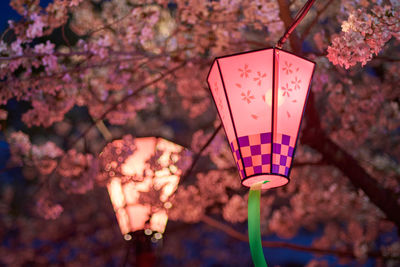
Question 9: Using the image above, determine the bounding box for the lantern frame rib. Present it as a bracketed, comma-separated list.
[216, 60, 247, 177]
[271, 48, 277, 175]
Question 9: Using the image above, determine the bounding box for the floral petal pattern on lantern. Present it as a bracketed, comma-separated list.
[101, 137, 185, 235]
[207, 48, 315, 190]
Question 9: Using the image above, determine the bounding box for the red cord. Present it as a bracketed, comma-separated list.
[276, 0, 316, 48]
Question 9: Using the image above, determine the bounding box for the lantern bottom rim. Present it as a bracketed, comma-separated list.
[242, 174, 289, 190]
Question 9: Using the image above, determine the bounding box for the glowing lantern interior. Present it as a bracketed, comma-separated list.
[106, 137, 183, 235]
[207, 48, 315, 189]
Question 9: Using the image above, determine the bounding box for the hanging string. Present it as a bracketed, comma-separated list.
[276, 0, 316, 48]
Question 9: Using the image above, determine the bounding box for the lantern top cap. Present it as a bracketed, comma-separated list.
[137, 136, 186, 147]
[207, 47, 315, 82]
[103, 136, 187, 150]
[212, 47, 316, 63]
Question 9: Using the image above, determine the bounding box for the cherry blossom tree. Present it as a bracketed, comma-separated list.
[0, 0, 400, 266]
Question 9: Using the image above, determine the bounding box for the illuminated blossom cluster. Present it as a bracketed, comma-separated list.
[58, 149, 98, 194]
[6, 131, 32, 165]
[169, 185, 205, 222]
[31, 142, 63, 175]
[327, 4, 400, 68]
[36, 195, 64, 220]
[169, 169, 241, 222]
[222, 195, 248, 223]
[196, 170, 241, 206]
[6, 131, 98, 196]
[8, 0, 77, 41]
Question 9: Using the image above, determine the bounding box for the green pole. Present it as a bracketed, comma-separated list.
[248, 182, 268, 267]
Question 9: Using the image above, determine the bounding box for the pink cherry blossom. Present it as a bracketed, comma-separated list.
[27, 13, 45, 39]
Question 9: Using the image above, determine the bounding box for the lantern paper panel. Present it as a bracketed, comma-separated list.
[207, 48, 315, 190]
[207, 63, 237, 144]
[105, 137, 184, 235]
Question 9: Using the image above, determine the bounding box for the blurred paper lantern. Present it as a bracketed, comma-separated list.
[101, 137, 185, 236]
[207, 48, 315, 189]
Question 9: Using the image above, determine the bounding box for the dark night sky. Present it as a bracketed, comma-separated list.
[0, 1, 19, 31]
[0, 0, 52, 31]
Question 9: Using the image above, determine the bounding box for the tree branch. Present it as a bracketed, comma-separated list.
[374, 56, 400, 62]
[0, 50, 144, 62]
[301, 91, 400, 230]
[69, 62, 187, 148]
[0, 55, 146, 91]
[301, 0, 335, 42]
[292, 159, 326, 167]
[277, 0, 302, 52]
[181, 124, 222, 182]
[201, 215, 383, 259]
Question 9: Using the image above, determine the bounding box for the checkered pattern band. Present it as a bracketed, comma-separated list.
[230, 132, 295, 178]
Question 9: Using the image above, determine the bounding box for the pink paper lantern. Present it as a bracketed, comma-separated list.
[207, 48, 315, 190]
[101, 137, 184, 236]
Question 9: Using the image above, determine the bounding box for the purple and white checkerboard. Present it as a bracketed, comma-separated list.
[230, 132, 295, 179]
